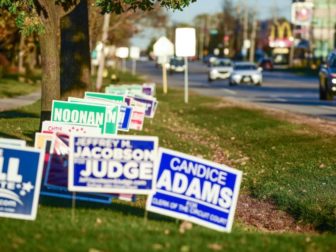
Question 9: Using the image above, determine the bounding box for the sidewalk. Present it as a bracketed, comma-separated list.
[0, 91, 41, 112]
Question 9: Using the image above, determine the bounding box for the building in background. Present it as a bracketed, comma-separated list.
[292, 0, 336, 61]
[311, 0, 336, 58]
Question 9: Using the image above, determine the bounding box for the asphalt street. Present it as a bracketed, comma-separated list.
[135, 60, 336, 121]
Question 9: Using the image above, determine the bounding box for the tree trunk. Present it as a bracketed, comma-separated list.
[60, 0, 92, 98]
[37, 1, 61, 123]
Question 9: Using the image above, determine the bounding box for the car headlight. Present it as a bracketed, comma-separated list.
[332, 79, 336, 84]
[232, 74, 241, 80]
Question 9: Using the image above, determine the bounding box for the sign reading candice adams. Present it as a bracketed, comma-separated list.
[146, 148, 242, 232]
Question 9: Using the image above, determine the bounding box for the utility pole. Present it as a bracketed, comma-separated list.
[327, 0, 332, 52]
[272, 0, 278, 23]
[243, 0, 249, 60]
[249, 3, 258, 63]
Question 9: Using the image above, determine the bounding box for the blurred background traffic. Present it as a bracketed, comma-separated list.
[1, 0, 336, 119]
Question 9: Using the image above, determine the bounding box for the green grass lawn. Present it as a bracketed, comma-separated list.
[0, 76, 40, 98]
[0, 87, 335, 251]
[91, 67, 145, 90]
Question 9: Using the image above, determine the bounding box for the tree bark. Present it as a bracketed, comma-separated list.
[37, 0, 61, 122]
[61, 0, 92, 98]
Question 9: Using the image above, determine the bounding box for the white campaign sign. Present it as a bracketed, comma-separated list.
[42, 121, 101, 135]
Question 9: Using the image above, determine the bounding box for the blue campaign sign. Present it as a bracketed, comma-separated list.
[146, 148, 242, 232]
[118, 105, 133, 132]
[0, 145, 43, 220]
[40, 135, 113, 204]
[69, 135, 158, 194]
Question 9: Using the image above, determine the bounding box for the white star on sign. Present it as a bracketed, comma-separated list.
[22, 182, 34, 193]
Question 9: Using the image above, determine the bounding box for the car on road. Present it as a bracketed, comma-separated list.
[319, 51, 336, 100]
[258, 58, 273, 71]
[208, 58, 233, 82]
[229, 62, 263, 86]
[167, 57, 185, 73]
[203, 54, 216, 65]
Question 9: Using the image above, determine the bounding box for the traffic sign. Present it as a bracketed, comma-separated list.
[153, 36, 174, 57]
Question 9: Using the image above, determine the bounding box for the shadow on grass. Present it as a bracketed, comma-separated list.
[0, 90, 24, 98]
[40, 195, 174, 223]
[0, 131, 20, 139]
[22, 131, 37, 146]
[0, 109, 39, 119]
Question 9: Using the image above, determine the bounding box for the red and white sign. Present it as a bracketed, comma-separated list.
[291, 2, 314, 26]
[41, 121, 101, 135]
[129, 106, 146, 131]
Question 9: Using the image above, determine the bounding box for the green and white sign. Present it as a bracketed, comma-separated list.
[105, 87, 128, 95]
[51, 101, 119, 135]
[105, 85, 145, 96]
[85, 92, 125, 103]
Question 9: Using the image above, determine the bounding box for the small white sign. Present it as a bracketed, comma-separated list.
[175, 28, 196, 57]
[153, 36, 174, 57]
[116, 47, 129, 59]
[130, 46, 141, 59]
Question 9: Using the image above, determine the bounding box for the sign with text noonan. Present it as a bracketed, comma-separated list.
[68, 135, 158, 194]
[146, 148, 242, 232]
[51, 101, 119, 135]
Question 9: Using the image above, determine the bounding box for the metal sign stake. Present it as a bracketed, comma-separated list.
[71, 192, 76, 223]
[184, 57, 189, 103]
[162, 62, 168, 94]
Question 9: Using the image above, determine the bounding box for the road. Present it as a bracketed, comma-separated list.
[135, 61, 336, 121]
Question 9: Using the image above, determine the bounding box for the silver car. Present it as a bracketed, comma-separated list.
[229, 62, 263, 86]
[208, 58, 233, 82]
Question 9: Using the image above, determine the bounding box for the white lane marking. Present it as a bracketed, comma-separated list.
[222, 89, 237, 95]
[321, 105, 336, 111]
[270, 95, 287, 102]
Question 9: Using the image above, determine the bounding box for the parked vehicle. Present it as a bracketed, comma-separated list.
[208, 58, 233, 82]
[167, 57, 185, 73]
[319, 51, 336, 100]
[258, 58, 273, 71]
[203, 54, 215, 64]
[229, 62, 263, 86]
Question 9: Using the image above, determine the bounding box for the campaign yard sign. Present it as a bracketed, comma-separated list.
[51, 101, 119, 135]
[0, 138, 26, 147]
[68, 97, 132, 132]
[129, 106, 146, 131]
[68, 135, 158, 194]
[119, 105, 132, 131]
[37, 134, 113, 204]
[142, 83, 156, 96]
[146, 148, 242, 232]
[85, 92, 125, 103]
[105, 86, 128, 95]
[42, 121, 101, 135]
[0, 145, 43, 220]
[131, 95, 157, 118]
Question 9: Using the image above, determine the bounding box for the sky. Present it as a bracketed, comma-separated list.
[132, 0, 293, 49]
[168, 0, 292, 23]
